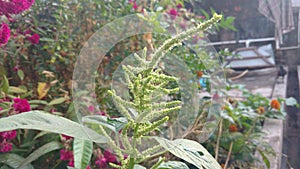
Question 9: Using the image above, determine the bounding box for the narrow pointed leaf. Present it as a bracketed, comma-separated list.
[0, 111, 108, 143]
[73, 138, 93, 169]
[17, 141, 62, 169]
[134, 164, 147, 169]
[154, 137, 221, 169]
[158, 161, 189, 169]
[0, 153, 34, 169]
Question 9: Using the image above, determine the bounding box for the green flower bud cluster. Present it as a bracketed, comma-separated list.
[104, 13, 222, 169]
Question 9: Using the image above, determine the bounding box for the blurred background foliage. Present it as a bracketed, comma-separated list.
[4, 0, 286, 168]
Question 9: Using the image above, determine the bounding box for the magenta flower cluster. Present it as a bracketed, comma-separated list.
[95, 150, 119, 168]
[0, 0, 35, 46]
[0, 0, 34, 16]
[0, 97, 31, 153]
[13, 98, 31, 113]
[0, 22, 10, 46]
[60, 148, 92, 168]
[59, 135, 91, 168]
[27, 33, 40, 44]
[0, 130, 17, 153]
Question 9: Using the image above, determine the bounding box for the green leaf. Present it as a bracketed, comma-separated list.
[285, 97, 298, 106]
[73, 138, 93, 169]
[8, 86, 27, 94]
[0, 75, 9, 94]
[82, 115, 127, 133]
[48, 97, 66, 106]
[0, 111, 108, 144]
[28, 100, 48, 105]
[17, 70, 25, 81]
[158, 161, 189, 169]
[17, 141, 62, 169]
[33, 131, 52, 140]
[258, 150, 270, 169]
[154, 137, 221, 169]
[134, 164, 147, 169]
[0, 153, 34, 169]
[39, 37, 55, 42]
[0, 165, 10, 169]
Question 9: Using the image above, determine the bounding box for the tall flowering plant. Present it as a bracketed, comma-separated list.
[0, 12, 224, 169]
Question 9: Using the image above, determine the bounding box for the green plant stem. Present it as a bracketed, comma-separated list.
[128, 157, 135, 169]
[51, 160, 62, 169]
[215, 119, 223, 161]
[224, 141, 233, 169]
[148, 13, 222, 68]
[136, 150, 168, 163]
[150, 157, 165, 169]
[245, 117, 259, 139]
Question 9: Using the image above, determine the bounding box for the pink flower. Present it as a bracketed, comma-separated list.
[0, 107, 2, 111]
[103, 150, 117, 163]
[13, 65, 20, 72]
[132, 2, 138, 10]
[176, 4, 183, 8]
[27, 33, 40, 44]
[60, 149, 73, 161]
[88, 105, 95, 112]
[95, 156, 108, 168]
[24, 29, 32, 35]
[61, 134, 73, 140]
[0, 141, 12, 153]
[168, 8, 178, 19]
[13, 98, 31, 113]
[0, 130, 17, 140]
[0, 0, 34, 16]
[96, 111, 106, 116]
[129, 0, 138, 10]
[68, 158, 74, 167]
[0, 22, 10, 46]
[95, 150, 118, 168]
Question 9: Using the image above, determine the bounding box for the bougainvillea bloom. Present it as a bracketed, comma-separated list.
[270, 99, 280, 110]
[0, 0, 35, 16]
[59, 149, 73, 161]
[0, 130, 17, 140]
[103, 150, 117, 163]
[27, 33, 40, 44]
[176, 3, 183, 8]
[129, 0, 138, 10]
[96, 111, 107, 116]
[12, 98, 31, 113]
[0, 141, 13, 153]
[168, 8, 178, 19]
[88, 105, 95, 112]
[0, 22, 10, 46]
[229, 124, 238, 132]
[61, 134, 73, 140]
[95, 156, 108, 168]
[95, 150, 117, 168]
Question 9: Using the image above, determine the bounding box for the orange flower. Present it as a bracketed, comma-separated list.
[270, 99, 280, 110]
[197, 71, 203, 78]
[229, 124, 238, 132]
[256, 106, 265, 114]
